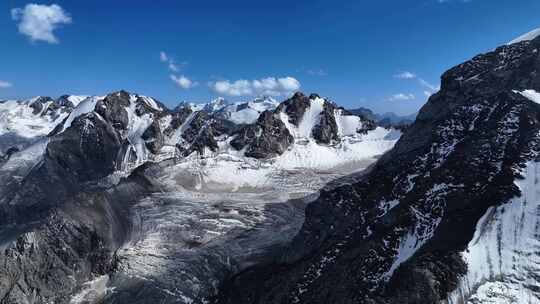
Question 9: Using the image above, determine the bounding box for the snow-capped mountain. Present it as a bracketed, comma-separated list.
[0, 95, 88, 158]
[214, 32, 540, 304]
[12, 90, 395, 184]
[0, 89, 398, 303]
[177, 96, 280, 125]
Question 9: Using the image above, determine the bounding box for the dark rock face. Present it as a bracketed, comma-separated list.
[47, 91, 169, 176]
[0, 160, 154, 304]
[357, 116, 378, 134]
[56, 95, 77, 107]
[28, 96, 55, 115]
[0, 146, 19, 163]
[173, 109, 241, 157]
[215, 37, 540, 304]
[94, 91, 131, 130]
[0, 213, 114, 304]
[312, 102, 340, 144]
[231, 110, 294, 159]
[46, 113, 122, 182]
[142, 119, 164, 154]
[276, 92, 311, 127]
[177, 111, 219, 156]
[164, 106, 193, 137]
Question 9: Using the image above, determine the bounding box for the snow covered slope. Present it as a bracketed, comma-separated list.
[155, 94, 398, 191]
[447, 161, 540, 304]
[509, 28, 540, 45]
[0, 97, 71, 138]
[0, 96, 80, 154]
[220, 96, 279, 124]
[1, 90, 395, 183]
[179, 96, 279, 124]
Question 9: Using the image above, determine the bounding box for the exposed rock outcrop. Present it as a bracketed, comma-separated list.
[231, 110, 294, 158]
[311, 101, 340, 144]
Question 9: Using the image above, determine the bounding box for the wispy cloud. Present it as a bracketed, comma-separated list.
[168, 62, 179, 72]
[210, 77, 301, 97]
[170, 75, 197, 89]
[159, 51, 186, 72]
[394, 70, 440, 97]
[387, 93, 415, 101]
[160, 51, 168, 62]
[394, 71, 416, 79]
[11, 4, 72, 44]
[418, 78, 440, 92]
[160, 51, 194, 89]
[306, 69, 328, 76]
[0, 80, 13, 88]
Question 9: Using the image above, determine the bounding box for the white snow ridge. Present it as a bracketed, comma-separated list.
[508, 28, 540, 45]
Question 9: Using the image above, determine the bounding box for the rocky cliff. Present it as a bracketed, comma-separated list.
[215, 33, 540, 304]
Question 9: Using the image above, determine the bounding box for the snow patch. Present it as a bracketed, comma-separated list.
[447, 161, 540, 304]
[139, 96, 162, 111]
[0, 99, 68, 138]
[517, 89, 540, 104]
[275, 127, 399, 170]
[60, 96, 103, 132]
[70, 275, 112, 304]
[297, 97, 325, 138]
[64, 95, 89, 107]
[122, 95, 155, 169]
[335, 109, 363, 136]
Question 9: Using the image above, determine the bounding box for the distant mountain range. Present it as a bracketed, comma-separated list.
[348, 107, 417, 128]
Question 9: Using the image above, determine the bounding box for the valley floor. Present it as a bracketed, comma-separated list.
[72, 157, 377, 304]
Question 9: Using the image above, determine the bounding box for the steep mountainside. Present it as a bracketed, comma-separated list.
[215, 34, 540, 304]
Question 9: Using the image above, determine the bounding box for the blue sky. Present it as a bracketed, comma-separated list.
[1, 0, 539, 115]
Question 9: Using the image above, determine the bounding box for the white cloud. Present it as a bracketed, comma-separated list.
[168, 62, 179, 72]
[170, 74, 197, 89]
[162, 53, 193, 89]
[160, 51, 168, 62]
[0, 81, 13, 88]
[11, 4, 72, 44]
[394, 71, 417, 79]
[387, 93, 415, 101]
[210, 77, 301, 97]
